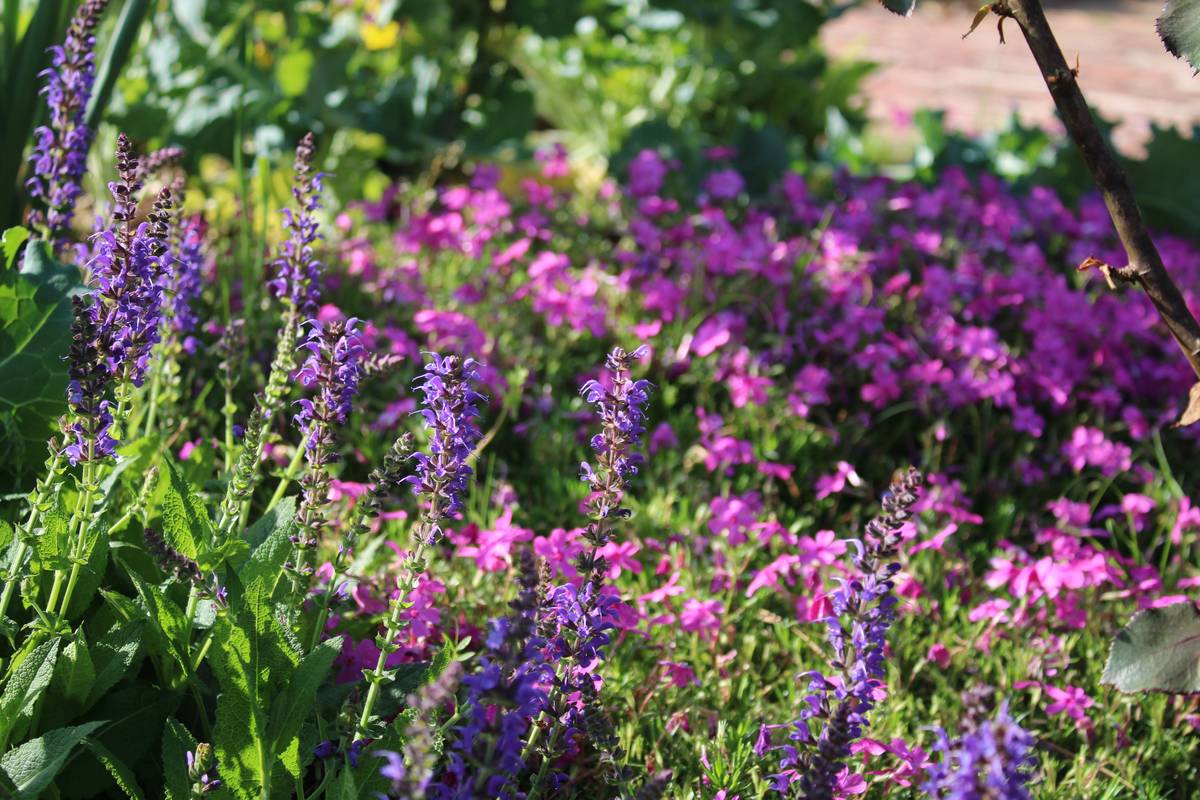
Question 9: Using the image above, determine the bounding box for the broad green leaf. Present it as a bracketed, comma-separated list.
[229, 496, 297, 608]
[82, 736, 146, 800]
[162, 718, 198, 800]
[211, 538, 300, 800]
[86, 619, 146, 710]
[0, 720, 104, 799]
[127, 571, 191, 673]
[2, 227, 28, 269]
[0, 637, 60, 750]
[29, 500, 69, 573]
[1159, 0, 1200, 73]
[46, 633, 95, 722]
[243, 494, 297, 554]
[0, 240, 85, 481]
[878, 0, 917, 16]
[269, 637, 341, 782]
[1103, 603, 1200, 693]
[155, 456, 212, 561]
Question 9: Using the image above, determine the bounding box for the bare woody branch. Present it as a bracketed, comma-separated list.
[992, 0, 1200, 422]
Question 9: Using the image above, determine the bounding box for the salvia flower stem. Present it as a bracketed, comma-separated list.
[0, 443, 68, 633]
[526, 345, 652, 799]
[25, 0, 109, 250]
[305, 433, 414, 653]
[358, 353, 483, 739]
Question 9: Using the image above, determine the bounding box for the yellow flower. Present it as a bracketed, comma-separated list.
[360, 20, 400, 51]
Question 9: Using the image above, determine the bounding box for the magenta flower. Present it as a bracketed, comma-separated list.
[815, 462, 863, 500]
[1043, 684, 1094, 728]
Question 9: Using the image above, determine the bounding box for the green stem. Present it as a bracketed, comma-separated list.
[266, 445, 306, 513]
[143, 356, 164, 438]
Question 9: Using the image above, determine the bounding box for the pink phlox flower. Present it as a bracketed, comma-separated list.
[815, 461, 862, 500]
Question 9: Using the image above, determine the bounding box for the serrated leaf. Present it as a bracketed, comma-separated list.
[163, 718, 198, 800]
[156, 456, 213, 561]
[86, 620, 146, 710]
[49, 632, 95, 711]
[0, 720, 104, 799]
[230, 496, 297, 608]
[2, 227, 29, 270]
[0, 240, 86, 480]
[0, 637, 61, 751]
[879, 0, 917, 16]
[269, 637, 342, 782]
[330, 768, 358, 800]
[82, 736, 146, 799]
[1158, 0, 1200, 73]
[1103, 602, 1200, 693]
[127, 570, 192, 673]
[30, 500, 70, 573]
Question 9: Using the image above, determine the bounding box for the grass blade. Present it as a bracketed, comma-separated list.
[84, 0, 152, 130]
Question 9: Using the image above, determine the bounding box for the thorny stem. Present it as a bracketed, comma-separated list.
[993, 0, 1200, 413]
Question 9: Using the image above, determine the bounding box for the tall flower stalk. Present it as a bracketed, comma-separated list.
[526, 345, 652, 798]
[287, 319, 365, 589]
[216, 133, 323, 537]
[765, 467, 923, 798]
[25, 0, 109, 250]
[357, 354, 483, 739]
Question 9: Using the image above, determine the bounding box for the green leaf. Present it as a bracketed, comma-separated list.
[330, 768, 358, 800]
[84, 0, 152, 130]
[0, 240, 85, 481]
[86, 619, 146, 710]
[1103, 603, 1200, 693]
[211, 524, 301, 800]
[61, 518, 110, 620]
[0, 637, 60, 751]
[126, 570, 192, 673]
[1159, 0, 1200, 73]
[269, 637, 341, 782]
[45, 632, 95, 726]
[29, 500, 69, 573]
[0, 720, 104, 799]
[276, 48, 314, 97]
[82, 736, 146, 800]
[162, 718, 198, 800]
[2, 226, 28, 269]
[155, 456, 213, 561]
[878, 0, 917, 16]
[231, 496, 297, 606]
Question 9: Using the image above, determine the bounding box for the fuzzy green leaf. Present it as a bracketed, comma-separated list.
[0, 720, 104, 799]
[127, 571, 192, 673]
[0, 637, 61, 750]
[1159, 0, 1200, 73]
[44, 632, 95, 727]
[269, 637, 342, 781]
[330, 768, 358, 800]
[86, 620, 147, 710]
[155, 456, 213, 561]
[0, 240, 85, 480]
[162, 718, 198, 800]
[29, 500, 69, 573]
[1103, 602, 1200, 693]
[82, 736, 146, 800]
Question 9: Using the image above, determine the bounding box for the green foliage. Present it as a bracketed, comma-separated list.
[1102, 603, 1200, 694]
[1158, 0, 1200, 73]
[0, 720, 104, 799]
[0, 638, 60, 752]
[81, 735, 147, 800]
[0, 238, 85, 490]
[161, 718, 197, 800]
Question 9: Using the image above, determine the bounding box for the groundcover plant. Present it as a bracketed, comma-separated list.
[5, 3, 1200, 800]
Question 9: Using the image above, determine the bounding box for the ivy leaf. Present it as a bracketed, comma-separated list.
[162, 718, 197, 800]
[878, 0, 917, 17]
[0, 638, 61, 751]
[1158, 0, 1200, 73]
[0, 720, 105, 799]
[1102, 602, 1200, 693]
[2, 227, 29, 270]
[0, 239, 85, 481]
